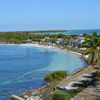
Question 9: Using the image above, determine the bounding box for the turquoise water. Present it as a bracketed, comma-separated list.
[33, 29, 100, 35]
[0, 46, 87, 100]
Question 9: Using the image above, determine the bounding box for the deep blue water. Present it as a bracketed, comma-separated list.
[0, 46, 87, 100]
[33, 29, 100, 35]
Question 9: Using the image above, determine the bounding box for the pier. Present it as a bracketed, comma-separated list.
[10, 95, 25, 100]
[0, 92, 25, 100]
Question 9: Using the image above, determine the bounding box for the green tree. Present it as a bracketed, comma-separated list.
[53, 91, 71, 100]
[44, 71, 67, 83]
[82, 32, 100, 66]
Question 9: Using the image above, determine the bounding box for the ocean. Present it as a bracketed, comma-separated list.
[0, 45, 87, 100]
[33, 29, 100, 35]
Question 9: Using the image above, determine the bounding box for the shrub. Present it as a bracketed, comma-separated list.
[68, 87, 85, 98]
[44, 71, 67, 83]
[44, 75, 53, 83]
[53, 91, 71, 100]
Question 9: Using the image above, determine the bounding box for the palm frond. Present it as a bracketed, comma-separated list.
[93, 49, 99, 63]
[83, 48, 93, 55]
[88, 54, 93, 64]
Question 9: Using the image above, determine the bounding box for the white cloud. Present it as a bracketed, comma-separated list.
[23, 21, 32, 25]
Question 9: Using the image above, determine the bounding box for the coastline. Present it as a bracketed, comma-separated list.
[0, 43, 85, 59]
[0, 43, 88, 64]
[20, 43, 88, 61]
[19, 44, 88, 99]
[0, 43, 88, 99]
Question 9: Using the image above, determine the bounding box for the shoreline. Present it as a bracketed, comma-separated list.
[20, 65, 90, 100]
[0, 43, 88, 99]
[19, 44, 88, 98]
[20, 44, 88, 62]
[0, 43, 88, 64]
[0, 43, 86, 59]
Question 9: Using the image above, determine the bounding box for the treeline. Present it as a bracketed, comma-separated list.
[0, 32, 30, 44]
[0, 30, 67, 34]
[0, 32, 77, 44]
[31, 30, 67, 33]
[0, 31, 98, 45]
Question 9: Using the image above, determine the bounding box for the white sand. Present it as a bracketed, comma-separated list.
[0, 43, 87, 59]
[20, 43, 83, 57]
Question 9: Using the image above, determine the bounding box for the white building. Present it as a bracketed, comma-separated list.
[75, 36, 85, 44]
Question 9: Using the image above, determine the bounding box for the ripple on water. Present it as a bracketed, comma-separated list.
[0, 46, 87, 100]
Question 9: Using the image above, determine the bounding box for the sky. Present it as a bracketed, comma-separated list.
[0, 0, 100, 32]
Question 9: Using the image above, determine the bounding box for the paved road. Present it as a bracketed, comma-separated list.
[72, 86, 100, 100]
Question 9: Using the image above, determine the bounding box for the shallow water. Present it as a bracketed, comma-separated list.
[33, 29, 100, 35]
[0, 46, 87, 99]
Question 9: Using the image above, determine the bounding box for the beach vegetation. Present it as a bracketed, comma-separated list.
[40, 81, 59, 100]
[0, 32, 29, 44]
[82, 32, 100, 66]
[44, 71, 67, 83]
[53, 91, 71, 100]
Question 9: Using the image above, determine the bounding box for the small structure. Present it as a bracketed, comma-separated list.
[79, 74, 92, 81]
[11, 95, 25, 100]
[64, 82, 80, 91]
[93, 85, 100, 92]
[56, 38, 66, 44]
[75, 36, 85, 44]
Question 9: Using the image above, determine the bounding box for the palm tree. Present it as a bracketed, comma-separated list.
[82, 32, 100, 66]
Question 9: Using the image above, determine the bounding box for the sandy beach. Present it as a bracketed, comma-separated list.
[0, 43, 84, 57]
[0, 43, 88, 65]
[19, 43, 83, 58]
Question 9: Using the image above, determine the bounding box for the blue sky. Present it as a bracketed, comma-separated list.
[0, 0, 100, 31]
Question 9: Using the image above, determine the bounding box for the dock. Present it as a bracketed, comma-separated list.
[10, 95, 25, 100]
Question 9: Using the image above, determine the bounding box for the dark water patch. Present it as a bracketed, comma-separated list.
[0, 46, 86, 100]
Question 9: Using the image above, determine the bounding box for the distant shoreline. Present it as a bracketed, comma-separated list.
[0, 43, 87, 61]
[0, 30, 68, 33]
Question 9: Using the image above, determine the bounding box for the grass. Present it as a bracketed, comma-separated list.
[21, 66, 98, 100]
[53, 90, 71, 100]
[54, 65, 98, 99]
[57, 65, 96, 88]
